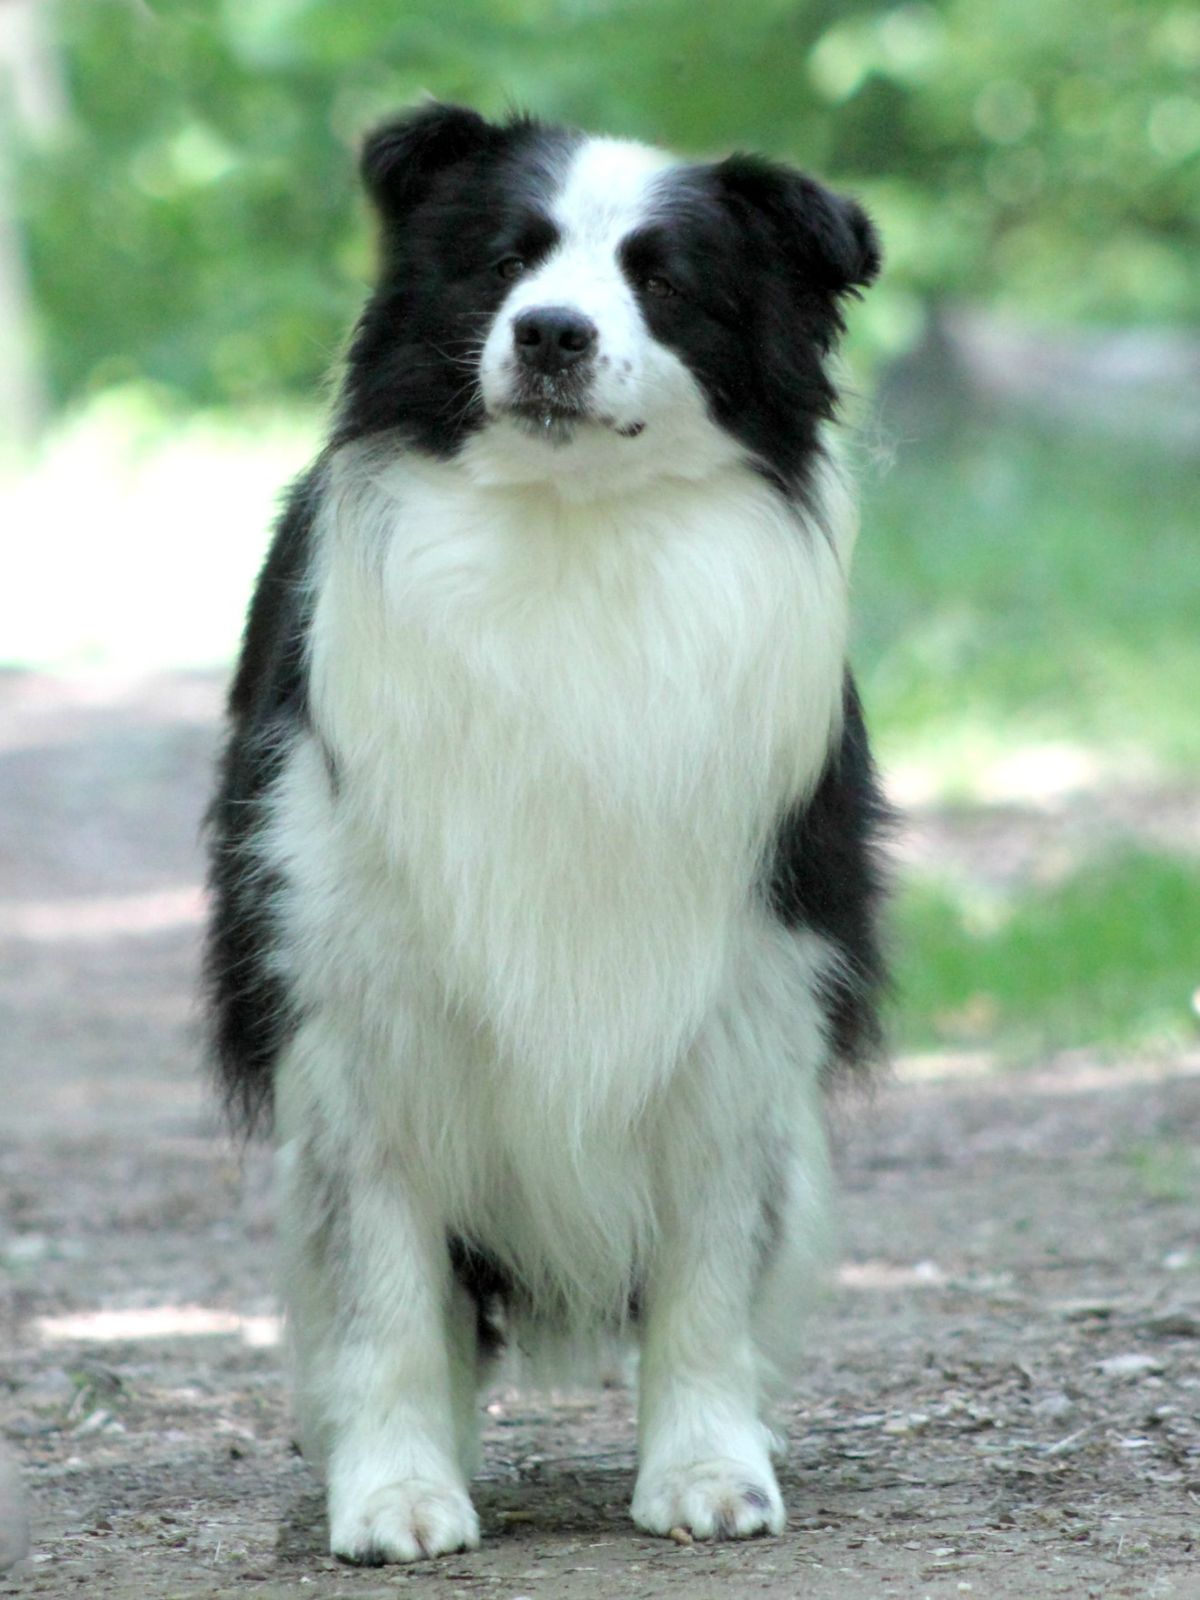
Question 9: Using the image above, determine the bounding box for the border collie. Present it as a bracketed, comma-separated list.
[205, 103, 886, 1564]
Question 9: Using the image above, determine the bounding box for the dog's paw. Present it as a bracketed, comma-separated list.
[330, 1478, 480, 1564]
[632, 1457, 785, 1540]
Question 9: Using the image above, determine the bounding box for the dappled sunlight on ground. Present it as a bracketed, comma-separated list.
[894, 1049, 1200, 1092]
[885, 739, 1108, 809]
[35, 1309, 281, 1349]
[0, 886, 204, 941]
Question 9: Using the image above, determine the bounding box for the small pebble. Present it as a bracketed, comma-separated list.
[1033, 1391, 1076, 1420]
[1096, 1353, 1164, 1377]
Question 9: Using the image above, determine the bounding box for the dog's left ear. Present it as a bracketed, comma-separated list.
[717, 155, 881, 296]
[360, 102, 499, 216]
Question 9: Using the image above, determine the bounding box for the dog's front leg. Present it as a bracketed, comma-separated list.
[310, 1166, 480, 1565]
[631, 1171, 785, 1541]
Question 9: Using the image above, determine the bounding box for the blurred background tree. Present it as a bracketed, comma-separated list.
[2, 0, 1197, 1065]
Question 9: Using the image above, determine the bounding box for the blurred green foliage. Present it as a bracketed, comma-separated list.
[13, 0, 1200, 408]
[854, 420, 1200, 777]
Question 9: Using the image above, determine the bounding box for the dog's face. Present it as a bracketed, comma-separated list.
[340, 106, 879, 497]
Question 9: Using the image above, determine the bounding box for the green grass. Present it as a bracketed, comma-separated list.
[1124, 1140, 1200, 1205]
[853, 420, 1200, 786]
[893, 850, 1200, 1058]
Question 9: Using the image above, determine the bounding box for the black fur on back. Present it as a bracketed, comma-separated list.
[765, 673, 890, 1075]
[203, 464, 325, 1135]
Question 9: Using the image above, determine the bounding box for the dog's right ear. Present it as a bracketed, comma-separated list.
[360, 103, 497, 215]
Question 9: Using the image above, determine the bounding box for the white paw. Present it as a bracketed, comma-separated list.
[330, 1478, 480, 1564]
[632, 1456, 785, 1540]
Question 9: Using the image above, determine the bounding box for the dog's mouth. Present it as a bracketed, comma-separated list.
[501, 401, 646, 445]
[507, 399, 588, 437]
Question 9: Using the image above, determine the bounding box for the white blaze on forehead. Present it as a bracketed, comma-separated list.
[550, 136, 678, 251]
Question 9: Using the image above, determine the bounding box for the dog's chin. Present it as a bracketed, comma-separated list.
[498, 400, 646, 446]
[504, 400, 587, 447]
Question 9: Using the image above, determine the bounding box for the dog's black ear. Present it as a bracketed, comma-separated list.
[361, 103, 497, 215]
[718, 155, 881, 296]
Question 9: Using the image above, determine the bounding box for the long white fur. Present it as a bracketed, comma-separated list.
[261, 134, 857, 1561]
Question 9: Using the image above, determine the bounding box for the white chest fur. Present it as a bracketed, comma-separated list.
[296, 444, 851, 1095]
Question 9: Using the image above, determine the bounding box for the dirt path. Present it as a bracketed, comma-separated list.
[1, 672, 1198, 1599]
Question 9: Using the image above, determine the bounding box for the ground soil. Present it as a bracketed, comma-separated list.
[1, 671, 1197, 1599]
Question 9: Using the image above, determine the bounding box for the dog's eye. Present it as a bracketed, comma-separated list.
[495, 256, 527, 282]
[641, 275, 677, 299]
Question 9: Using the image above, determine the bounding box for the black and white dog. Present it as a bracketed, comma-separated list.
[206, 103, 886, 1564]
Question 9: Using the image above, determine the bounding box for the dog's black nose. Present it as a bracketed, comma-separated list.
[512, 307, 598, 373]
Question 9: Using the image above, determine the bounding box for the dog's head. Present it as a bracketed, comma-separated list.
[340, 104, 879, 497]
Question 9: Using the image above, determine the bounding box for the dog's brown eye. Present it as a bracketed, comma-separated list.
[495, 256, 527, 282]
[642, 275, 677, 299]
